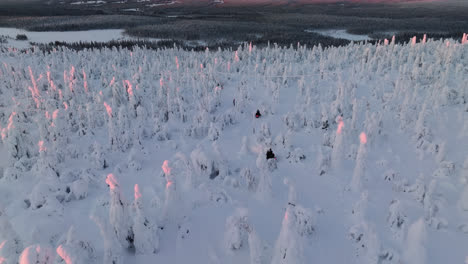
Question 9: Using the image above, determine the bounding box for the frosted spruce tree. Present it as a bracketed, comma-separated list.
[350, 132, 368, 192]
[0, 206, 23, 264]
[272, 180, 314, 264]
[4, 112, 31, 166]
[132, 184, 159, 254]
[387, 199, 406, 241]
[90, 213, 123, 264]
[224, 208, 265, 264]
[162, 160, 178, 224]
[403, 218, 427, 264]
[18, 245, 54, 264]
[331, 115, 345, 169]
[56, 226, 95, 264]
[105, 173, 134, 250]
[224, 208, 250, 251]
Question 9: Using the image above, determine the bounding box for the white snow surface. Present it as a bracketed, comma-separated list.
[306, 29, 372, 41]
[70, 1, 107, 4]
[0, 37, 467, 264]
[121, 8, 141, 12]
[0, 28, 160, 50]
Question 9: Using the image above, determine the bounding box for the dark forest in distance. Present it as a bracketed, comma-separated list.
[1, 0, 467, 50]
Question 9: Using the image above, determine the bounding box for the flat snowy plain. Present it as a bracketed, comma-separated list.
[0, 28, 161, 49]
[305, 29, 372, 41]
[0, 35, 467, 264]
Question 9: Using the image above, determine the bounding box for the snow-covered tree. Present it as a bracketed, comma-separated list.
[55, 226, 95, 264]
[317, 145, 331, 176]
[387, 199, 406, 240]
[331, 115, 345, 169]
[208, 122, 221, 141]
[131, 184, 159, 254]
[403, 218, 427, 264]
[18, 245, 54, 264]
[224, 208, 266, 264]
[105, 173, 134, 250]
[161, 160, 178, 223]
[4, 112, 30, 166]
[0, 206, 23, 264]
[272, 180, 314, 264]
[224, 208, 250, 251]
[90, 213, 123, 264]
[350, 132, 368, 192]
[91, 142, 107, 170]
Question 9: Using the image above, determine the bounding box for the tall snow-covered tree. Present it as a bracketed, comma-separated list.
[105, 173, 134, 250]
[18, 245, 54, 264]
[0, 206, 23, 264]
[403, 218, 427, 264]
[132, 184, 159, 255]
[272, 181, 314, 264]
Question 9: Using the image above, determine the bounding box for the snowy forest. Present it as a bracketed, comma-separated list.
[0, 35, 467, 263]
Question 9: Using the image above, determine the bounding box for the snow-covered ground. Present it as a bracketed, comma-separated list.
[306, 29, 372, 41]
[70, 1, 107, 5]
[121, 8, 141, 12]
[146, 1, 178, 7]
[0, 36, 467, 264]
[0, 28, 161, 50]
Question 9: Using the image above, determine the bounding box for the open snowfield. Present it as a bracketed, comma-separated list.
[305, 29, 372, 41]
[0, 28, 161, 50]
[0, 36, 467, 264]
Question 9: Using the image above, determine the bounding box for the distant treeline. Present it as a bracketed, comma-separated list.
[27, 32, 467, 55]
[0, 15, 166, 32]
[30, 35, 352, 54]
[0, 1, 103, 16]
[391, 32, 468, 43]
[1, 3, 468, 51]
[125, 15, 468, 42]
[31, 40, 196, 52]
[1, 10, 467, 42]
